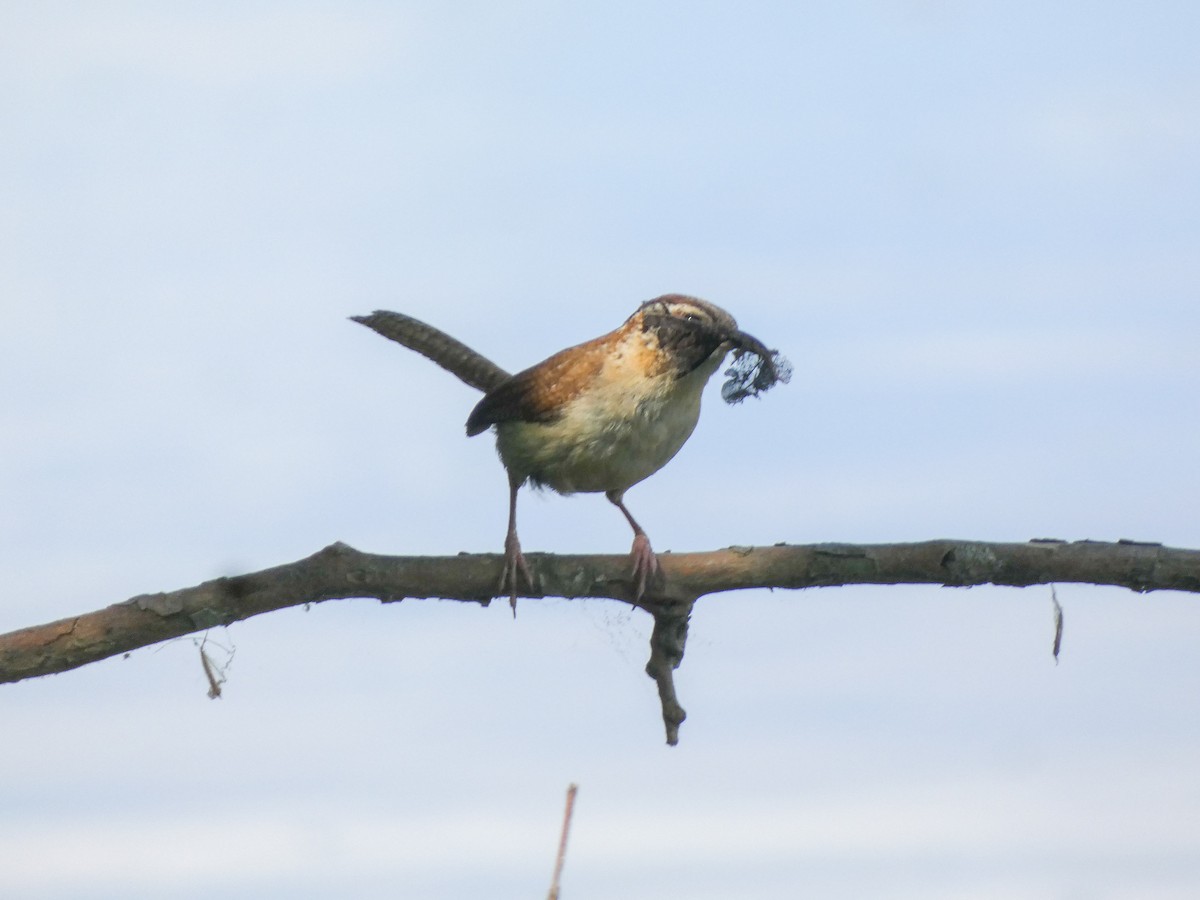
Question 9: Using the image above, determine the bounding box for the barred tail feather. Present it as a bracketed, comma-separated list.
[351, 310, 511, 394]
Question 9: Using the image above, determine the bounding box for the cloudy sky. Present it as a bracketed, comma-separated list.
[2, 3, 1199, 898]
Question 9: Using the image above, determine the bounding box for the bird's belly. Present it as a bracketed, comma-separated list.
[495, 382, 705, 495]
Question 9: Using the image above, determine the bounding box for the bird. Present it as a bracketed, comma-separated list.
[351, 294, 788, 611]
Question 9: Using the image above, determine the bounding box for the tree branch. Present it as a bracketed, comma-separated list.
[3, 538, 1197, 743]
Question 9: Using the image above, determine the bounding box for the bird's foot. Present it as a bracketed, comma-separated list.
[499, 530, 534, 617]
[629, 532, 661, 602]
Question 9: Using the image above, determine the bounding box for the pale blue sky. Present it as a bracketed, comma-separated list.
[2, 3, 1199, 898]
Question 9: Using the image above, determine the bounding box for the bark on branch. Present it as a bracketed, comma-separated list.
[3, 538, 1196, 743]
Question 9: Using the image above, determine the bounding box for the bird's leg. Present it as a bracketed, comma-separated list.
[606, 489, 660, 601]
[500, 478, 534, 616]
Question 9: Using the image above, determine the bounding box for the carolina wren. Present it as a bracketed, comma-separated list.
[352, 295, 788, 610]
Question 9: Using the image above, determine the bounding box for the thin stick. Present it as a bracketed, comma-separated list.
[198, 644, 223, 698]
[1051, 585, 1064, 663]
[547, 783, 578, 900]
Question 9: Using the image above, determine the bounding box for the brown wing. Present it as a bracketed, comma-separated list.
[465, 336, 608, 436]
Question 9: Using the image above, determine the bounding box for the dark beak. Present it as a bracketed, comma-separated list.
[729, 328, 771, 358]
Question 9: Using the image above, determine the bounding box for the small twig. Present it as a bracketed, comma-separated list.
[547, 783, 578, 900]
[199, 645, 223, 698]
[645, 608, 691, 745]
[1051, 586, 1064, 663]
[196, 634, 233, 698]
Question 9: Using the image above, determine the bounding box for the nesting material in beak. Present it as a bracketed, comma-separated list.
[721, 330, 793, 404]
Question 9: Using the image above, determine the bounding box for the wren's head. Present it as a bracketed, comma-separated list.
[632, 294, 785, 391]
[629, 294, 739, 379]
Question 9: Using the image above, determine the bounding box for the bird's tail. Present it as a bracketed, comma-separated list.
[350, 310, 511, 394]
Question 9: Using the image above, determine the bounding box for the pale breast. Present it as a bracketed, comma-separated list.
[495, 348, 727, 494]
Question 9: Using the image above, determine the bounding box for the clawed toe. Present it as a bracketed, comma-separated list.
[629, 532, 661, 601]
[607, 492, 663, 602]
[500, 531, 534, 616]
